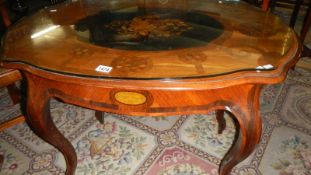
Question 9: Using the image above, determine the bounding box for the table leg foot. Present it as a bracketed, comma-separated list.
[216, 110, 226, 134]
[219, 86, 262, 175]
[26, 75, 77, 175]
[95, 111, 105, 124]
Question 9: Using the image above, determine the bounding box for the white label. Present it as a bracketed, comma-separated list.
[256, 64, 274, 70]
[263, 64, 274, 69]
[95, 65, 113, 73]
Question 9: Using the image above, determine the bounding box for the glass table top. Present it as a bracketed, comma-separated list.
[74, 7, 224, 51]
[1, 0, 297, 79]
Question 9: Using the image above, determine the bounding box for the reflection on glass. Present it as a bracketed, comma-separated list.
[74, 7, 224, 51]
[31, 25, 60, 39]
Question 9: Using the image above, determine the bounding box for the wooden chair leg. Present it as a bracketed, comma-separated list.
[289, 0, 304, 27]
[262, 0, 270, 11]
[302, 45, 311, 57]
[270, 0, 277, 11]
[6, 83, 20, 105]
[300, 5, 311, 43]
[0, 115, 25, 131]
[0, 154, 4, 170]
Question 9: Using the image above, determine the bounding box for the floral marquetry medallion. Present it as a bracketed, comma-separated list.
[110, 56, 153, 75]
[72, 46, 94, 57]
[104, 14, 192, 39]
[74, 7, 223, 51]
[114, 91, 147, 105]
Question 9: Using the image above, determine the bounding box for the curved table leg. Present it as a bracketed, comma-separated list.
[95, 111, 105, 124]
[219, 85, 262, 175]
[25, 74, 77, 175]
[216, 110, 226, 134]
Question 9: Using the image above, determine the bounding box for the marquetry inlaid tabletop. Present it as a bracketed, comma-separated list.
[1, 0, 296, 79]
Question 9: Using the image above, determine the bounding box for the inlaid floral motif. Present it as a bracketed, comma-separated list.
[72, 46, 94, 56]
[111, 56, 152, 74]
[178, 52, 207, 74]
[104, 15, 192, 40]
[178, 52, 207, 64]
[271, 136, 311, 175]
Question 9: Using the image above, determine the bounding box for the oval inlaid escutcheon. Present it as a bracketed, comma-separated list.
[114, 91, 147, 105]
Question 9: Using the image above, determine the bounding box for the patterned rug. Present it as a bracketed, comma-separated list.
[0, 67, 310, 175]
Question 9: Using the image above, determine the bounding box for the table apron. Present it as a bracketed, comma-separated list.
[25, 72, 262, 117]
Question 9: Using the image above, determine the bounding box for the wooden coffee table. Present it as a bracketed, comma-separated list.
[0, 0, 300, 174]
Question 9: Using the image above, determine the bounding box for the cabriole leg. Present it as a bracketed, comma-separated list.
[219, 85, 262, 175]
[25, 74, 77, 175]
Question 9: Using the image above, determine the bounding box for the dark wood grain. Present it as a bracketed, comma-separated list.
[25, 73, 77, 175]
[219, 85, 262, 174]
[95, 111, 104, 124]
[216, 110, 226, 134]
